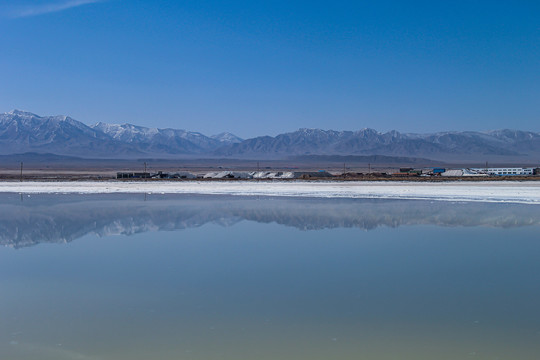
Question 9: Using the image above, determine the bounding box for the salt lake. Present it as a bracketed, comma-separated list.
[1, 193, 539, 359]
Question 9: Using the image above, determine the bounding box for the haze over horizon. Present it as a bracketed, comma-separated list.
[1, 1, 539, 138]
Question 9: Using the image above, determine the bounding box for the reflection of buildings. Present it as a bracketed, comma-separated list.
[1, 194, 539, 248]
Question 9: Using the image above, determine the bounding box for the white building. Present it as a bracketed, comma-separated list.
[470, 168, 534, 176]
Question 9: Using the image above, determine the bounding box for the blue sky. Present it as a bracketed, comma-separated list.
[0, 0, 539, 137]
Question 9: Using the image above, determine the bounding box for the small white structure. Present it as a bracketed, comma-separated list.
[441, 169, 488, 177]
[203, 171, 253, 179]
[169, 171, 197, 179]
[441, 169, 463, 177]
[251, 171, 295, 179]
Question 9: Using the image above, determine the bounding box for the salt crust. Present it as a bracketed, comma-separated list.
[1, 181, 540, 204]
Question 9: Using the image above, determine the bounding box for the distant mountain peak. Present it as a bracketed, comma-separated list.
[357, 127, 379, 134]
[7, 109, 40, 117]
[298, 128, 332, 134]
[5, 110, 74, 123]
[211, 132, 243, 144]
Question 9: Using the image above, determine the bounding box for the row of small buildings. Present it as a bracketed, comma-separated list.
[117, 167, 539, 180]
[397, 167, 540, 177]
[117, 170, 333, 180]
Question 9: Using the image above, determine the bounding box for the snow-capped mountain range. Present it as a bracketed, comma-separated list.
[0, 110, 242, 157]
[1, 110, 540, 162]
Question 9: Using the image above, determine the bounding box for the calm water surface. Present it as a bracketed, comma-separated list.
[0, 194, 539, 360]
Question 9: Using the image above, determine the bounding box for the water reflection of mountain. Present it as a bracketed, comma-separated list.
[1, 194, 539, 248]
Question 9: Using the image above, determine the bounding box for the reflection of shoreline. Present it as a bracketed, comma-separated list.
[1, 194, 539, 248]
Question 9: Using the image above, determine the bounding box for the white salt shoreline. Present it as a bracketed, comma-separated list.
[1, 180, 539, 204]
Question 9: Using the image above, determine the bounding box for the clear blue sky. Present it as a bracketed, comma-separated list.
[0, 0, 539, 137]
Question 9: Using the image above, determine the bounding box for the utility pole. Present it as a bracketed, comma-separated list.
[144, 162, 147, 180]
[20, 162, 23, 182]
[368, 163, 371, 174]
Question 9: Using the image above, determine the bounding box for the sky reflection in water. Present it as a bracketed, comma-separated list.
[0, 194, 539, 360]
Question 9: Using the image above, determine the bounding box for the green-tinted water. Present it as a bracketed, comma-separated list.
[1, 194, 539, 359]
